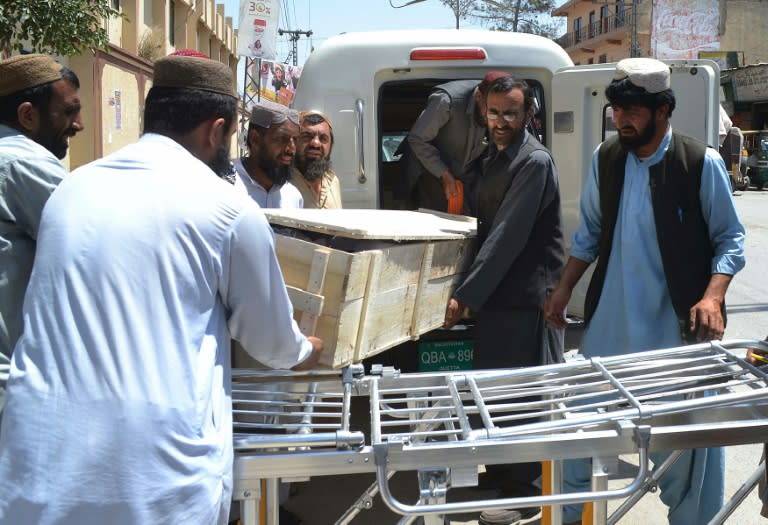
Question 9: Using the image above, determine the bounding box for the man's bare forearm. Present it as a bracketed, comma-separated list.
[556, 256, 591, 292]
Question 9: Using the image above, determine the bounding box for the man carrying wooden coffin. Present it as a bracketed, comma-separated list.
[444, 75, 566, 525]
[0, 55, 322, 525]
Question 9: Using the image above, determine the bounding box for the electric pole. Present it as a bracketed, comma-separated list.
[628, 0, 640, 58]
[278, 29, 312, 66]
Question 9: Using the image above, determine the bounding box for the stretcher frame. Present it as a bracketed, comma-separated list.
[232, 339, 768, 525]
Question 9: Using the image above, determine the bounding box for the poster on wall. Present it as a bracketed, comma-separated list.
[247, 59, 302, 107]
[652, 0, 720, 60]
[238, 0, 281, 60]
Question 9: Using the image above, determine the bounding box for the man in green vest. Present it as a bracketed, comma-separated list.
[544, 57, 745, 525]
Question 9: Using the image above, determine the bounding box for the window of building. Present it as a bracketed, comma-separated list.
[599, 54, 607, 63]
[169, 0, 175, 46]
[111, 0, 120, 9]
[600, 5, 609, 33]
[616, 1, 626, 28]
[588, 11, 596, 38]
[574, 17, 582, 43]
[588, 58, 594, 65]
[143, 0, 152, 26]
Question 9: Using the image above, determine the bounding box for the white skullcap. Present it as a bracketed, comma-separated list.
[613, 58, 671, 94]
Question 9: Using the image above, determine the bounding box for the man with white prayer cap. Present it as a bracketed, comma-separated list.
[545, 57, 745, 525]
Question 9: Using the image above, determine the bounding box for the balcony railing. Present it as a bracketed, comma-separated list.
[556, 9, 634, 49]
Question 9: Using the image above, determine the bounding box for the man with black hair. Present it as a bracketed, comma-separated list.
[444, 76, 565, 525]
[292, 110, 342, 209]
[234, 99, 303, 208]
[0, 54, 83, 363]
[544, 57, 745, 525]
[0, 55, 322, 525]
[403, 71, 511, 213]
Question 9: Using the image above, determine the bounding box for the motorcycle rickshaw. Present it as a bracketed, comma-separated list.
[720, 126, 750, 191]
[742, 130, 768, 190]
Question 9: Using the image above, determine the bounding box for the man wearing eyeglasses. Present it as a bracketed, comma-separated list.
[402, 71, 511, 214]
[444, 76, 565, 525]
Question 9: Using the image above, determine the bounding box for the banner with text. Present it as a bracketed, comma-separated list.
[238, 0, 280, 60]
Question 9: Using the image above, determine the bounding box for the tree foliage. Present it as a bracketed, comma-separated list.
[438, 0, 480, 29]
[471, 0, 563, 39]
[0, 0, 122, 56]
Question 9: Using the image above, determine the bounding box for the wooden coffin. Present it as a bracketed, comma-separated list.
[265, 209, 476, 368]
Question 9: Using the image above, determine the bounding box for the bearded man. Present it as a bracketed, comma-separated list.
[402, 71, 511, 214]
[0, 55, 322, 525]
[292, 110, 342, 208]
[234, 99, 303, 208]
[544, 57, 745, 525]
[443, 75, 565, 525]
[0, 54, 83, 362]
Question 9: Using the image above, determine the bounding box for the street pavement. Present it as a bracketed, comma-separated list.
[281, 189, 768, 524]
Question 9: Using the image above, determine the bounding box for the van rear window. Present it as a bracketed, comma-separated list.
[376, 78, 547, 210]
[382, 133, 407, 163]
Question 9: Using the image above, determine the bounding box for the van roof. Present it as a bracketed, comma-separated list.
[304, 29, 573, 73]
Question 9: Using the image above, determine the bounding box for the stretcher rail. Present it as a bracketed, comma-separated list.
[233, 339, 768, 524]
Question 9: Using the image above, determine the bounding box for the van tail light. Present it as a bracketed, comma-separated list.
[409, 48, 487, 61]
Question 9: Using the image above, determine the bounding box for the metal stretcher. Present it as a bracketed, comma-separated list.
[232, 339, 768, 525]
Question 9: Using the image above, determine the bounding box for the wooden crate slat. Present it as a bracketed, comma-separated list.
[352, 250, 383, 362]
[286, 286, 325, 317]
[297, 248, 331, 336]
[354, 283, 419, 362]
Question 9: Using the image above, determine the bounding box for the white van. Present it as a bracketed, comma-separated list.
[292, 29, 720, 317]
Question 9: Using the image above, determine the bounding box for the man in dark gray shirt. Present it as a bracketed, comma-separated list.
[444, 76, 565, 525]
[404, 71, 510, 213]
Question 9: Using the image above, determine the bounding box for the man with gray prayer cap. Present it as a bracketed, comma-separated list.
[0, 54, 83, 370]
[233, 98, 304, 208]
[545, 57, 744, 525]
[0, 54, 322, 525]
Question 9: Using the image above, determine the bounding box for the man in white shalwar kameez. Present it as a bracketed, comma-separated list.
[0, 55, 322, 525]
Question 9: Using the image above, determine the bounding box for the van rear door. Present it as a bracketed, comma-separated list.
[551, 60, 720, 318]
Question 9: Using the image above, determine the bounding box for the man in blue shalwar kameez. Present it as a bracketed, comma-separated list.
[544, 58, 745, 525]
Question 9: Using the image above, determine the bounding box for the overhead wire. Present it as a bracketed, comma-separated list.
[281, 0, 294, 64]
[305, 0, 313, 65]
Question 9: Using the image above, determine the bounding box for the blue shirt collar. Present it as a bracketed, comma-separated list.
[630, 126, 672, 165]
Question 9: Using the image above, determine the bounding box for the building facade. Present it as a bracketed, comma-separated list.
[553, 0, 768, 68]
[553, 0, 649, 65]
[64, 0, 238, 170]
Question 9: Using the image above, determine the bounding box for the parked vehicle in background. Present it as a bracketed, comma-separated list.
[742, 130, 768, 190]
[720, 126, 750, 191]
